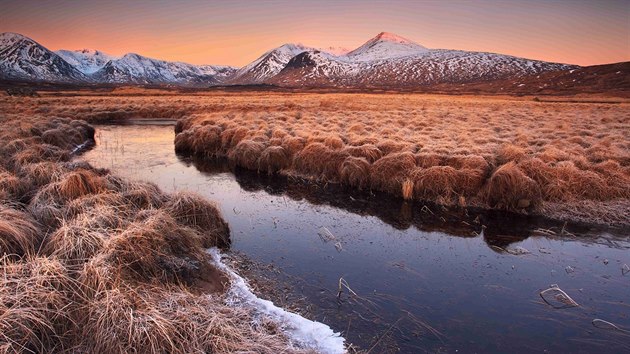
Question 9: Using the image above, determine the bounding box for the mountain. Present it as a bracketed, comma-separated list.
[4, 31, 623, 94]
[267, 33, 577, 88]
[56, 49, 116, 74]
[483, 61, 630, 96]
[0, 33, 235, 86]
[91, 53, 236, 86]
[0, 32, 87, 82]
[225, 44, 311, 84]
[344, 32, 428, 62]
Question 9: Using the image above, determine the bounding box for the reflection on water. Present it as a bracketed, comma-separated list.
[81, 125, 630, 353]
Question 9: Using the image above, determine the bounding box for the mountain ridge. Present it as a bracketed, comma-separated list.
[2, 31, 625, 93]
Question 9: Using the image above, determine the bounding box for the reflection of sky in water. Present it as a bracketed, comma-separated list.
[83, 125, 630, 353]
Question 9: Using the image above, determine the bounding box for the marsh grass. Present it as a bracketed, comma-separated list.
[103, 91, 629, 225]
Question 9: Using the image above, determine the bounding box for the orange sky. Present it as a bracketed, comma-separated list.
[2, 0, 629, 67]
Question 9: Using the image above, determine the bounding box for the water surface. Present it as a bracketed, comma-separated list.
[82, 124, 630, 353]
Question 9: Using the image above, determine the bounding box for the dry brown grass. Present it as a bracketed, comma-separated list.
[340, 156, 371, 190]
[228, 140, 266, 170]
[164, 192, 231, 249]
[0, 256, 74, 353]
[2, 91, 629, 224]
[259, 145, 291, 174]
[485, 162, 542, 210]
[70, 91, 621, 225]
[370, 152, 417, 197]
[0, 205, 41, 258]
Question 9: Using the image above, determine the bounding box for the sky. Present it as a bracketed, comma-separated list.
[1, 0, 628, 67]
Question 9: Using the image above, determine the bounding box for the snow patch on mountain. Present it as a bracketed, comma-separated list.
[344, 32, 429, 62]
[318, 46, 351, 56]
[56, 49, 117, 74]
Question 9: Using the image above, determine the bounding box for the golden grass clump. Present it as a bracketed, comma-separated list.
[99, 210, 205, 283]
[164, 191, 231, 249]
[411, 166, 459, 202]
[117, 180, 167, 210]
[455, 168, 488, 197]
[293, 142, 349, 180]
[79, 287, 181, 353]
[173, 128, 195, 154]
[67, 203, 128, 239]
[28, 170, 106, 229]
[342, 144, 383, 163]
[496, 144, 526, 165]
[0, 170, 27, 202]
[323, 134, 345, 149]
[445, 154, 491, 172]
[41, 128, 83, 150]
[227, 140, 266, 170]
[18, 161, 67, 188]
[191, 125, 223, 157]
[402, 179, 414, 200]
[485, 162, 542, 210]
[258, 146, 290, 174]
[339, 156, 371, 189]
[0, 256, 73, 353]
[370, 152, 417, 196]
[42, 219, 106, 265]
[415, 153, 446, 168]
[223, 127, 250, 151]
[376, 140, 415, 155]
[57, 170, 106, 200]
[281, 136, 307, 156]
[10, 144, 70, 167]
[0, 205, 42, 257]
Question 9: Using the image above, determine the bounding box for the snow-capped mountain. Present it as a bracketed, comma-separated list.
[344, 32, 428, 62]
[92, 53, 236, 86]
[0, 33, 235, 85]
[226, 43, 311, 84]
[267, 33, 577, 88]
[0, 32, 87, 82]
[1, 31, 584, 90]
[55, 49, 116, 74]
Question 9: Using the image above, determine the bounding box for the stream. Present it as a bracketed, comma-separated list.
[80, 123, 630, 353]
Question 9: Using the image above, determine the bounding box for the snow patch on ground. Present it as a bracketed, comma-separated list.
[207, 248, 346, 354]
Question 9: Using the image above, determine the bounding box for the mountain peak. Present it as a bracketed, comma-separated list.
[77, 48, 102, 55]
[345, 32, 428, 62]
[275, 43, 309, 53]
[55, 48, 116, 74]
[374, 32, 414, 44]
[0, 32, 87, 82]
[0, 32, 32, 44]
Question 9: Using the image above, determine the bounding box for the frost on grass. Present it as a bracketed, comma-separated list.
[208, 248, 346, 354]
